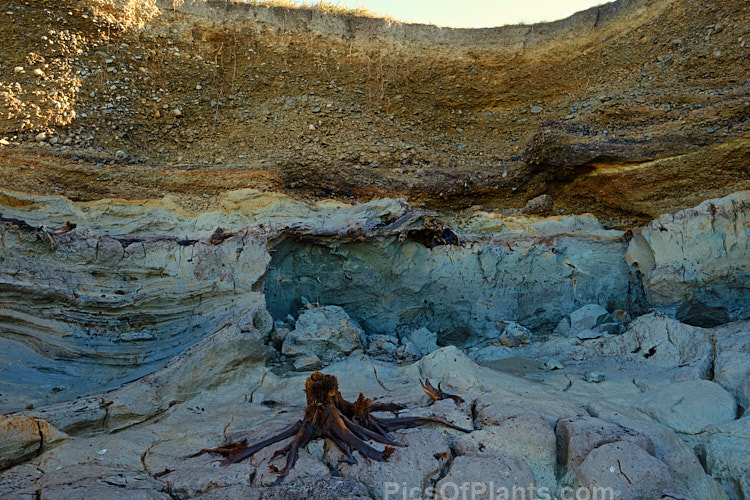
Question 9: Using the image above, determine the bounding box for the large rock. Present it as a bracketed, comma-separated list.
[588, 400, 729, 500]
[436, 455, 535, 500]
[281, 305, 365, 366]
[0, 219, 271, 414]
[455, 415, 557, 491]
[333, 429, 451, 499]
[713, 321, 750, 410]
[555, 416, 654, 472]
[575, 441, 675, 500]
[703, 417, 750, 500]
[621, 380, 737, 435]
[626, 191, 750, 323]
[0, 416, 67, 470]
[594, 313, 714, 380]
[400, 327, 438, 358]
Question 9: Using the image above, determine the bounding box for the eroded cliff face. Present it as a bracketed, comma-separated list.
[1, 189, 749, 414]
[1, 0, 748, 224]
[0, 189, 749, 499]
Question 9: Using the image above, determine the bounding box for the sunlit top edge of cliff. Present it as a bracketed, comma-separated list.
[234, 0, 615, 30]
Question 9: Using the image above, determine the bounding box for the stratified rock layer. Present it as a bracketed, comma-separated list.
[627, 191, 750, 325]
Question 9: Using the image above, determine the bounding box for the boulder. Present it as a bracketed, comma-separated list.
[569, 304, 610, 331]
[555, 415, 654, 472]
[334, 429, 450, 499]
[713, 321, 750, 410]
[436, 455, 535, 500]
[0, 416, 67, 470]
[366, 334, 399, 358]
[595, 313, 714, 380]
[522, 194, 553, 215]
[282, 305, 365, 364]
[703, 417, 750, 500]
[401, 327, 438, 358]
[455, 415, 557, 491]
[624, 380, 737, 435]
[575, 441, 675, 500]
[496, 321, 532, 347]
[626, 191, 750, 321]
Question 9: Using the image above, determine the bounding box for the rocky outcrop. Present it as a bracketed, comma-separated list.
[594, 312, 715, 380]
[266, 212, 639, 338]
[2, 189, 750, 498]
[626, 191, 750, 325]
[713, 321, 750, 411]
[524, 120, 702, 170]
[0, 342, 736, 499]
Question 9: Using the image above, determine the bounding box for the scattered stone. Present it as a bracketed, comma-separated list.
[530, 106, 543, 114]
[583, 370, 605, 383]
[171, 108, 182, 117]
[496, 321, 532, 347]
[13, 66, 23, 73]
[541, 359, 564, 371]
[400, 327, 438, 358]
[611, 309, 631, 324]
[366, 334, 398, 357]
[576, 328, 603, 340]
[521, 194, 553, 215]
[569, 304, 610, 332]
[35, 132, 47, 142]
[281, 305, 365, 365]
[597, 322, 625, 335]
[293, 353, 322, 371]
[33, 68, 44, 77]
[554, 317, 571, 335]
[469, 344, 514, 362]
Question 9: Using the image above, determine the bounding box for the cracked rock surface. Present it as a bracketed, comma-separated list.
[1, 190, 749, 499]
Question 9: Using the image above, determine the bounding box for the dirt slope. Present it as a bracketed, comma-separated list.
[0, 0, 748, 226]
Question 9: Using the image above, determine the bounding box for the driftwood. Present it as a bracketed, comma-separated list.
[191, 371, 470, 485]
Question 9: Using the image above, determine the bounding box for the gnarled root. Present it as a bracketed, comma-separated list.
[420, 378, 466, 405]
[191, 371, 470, 485]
